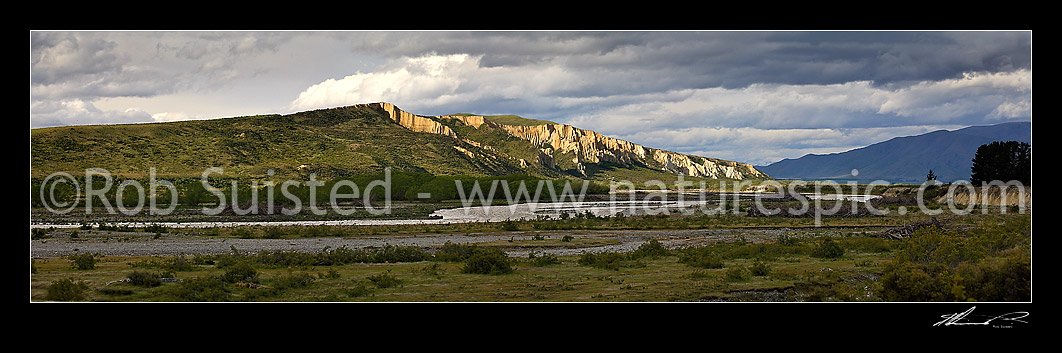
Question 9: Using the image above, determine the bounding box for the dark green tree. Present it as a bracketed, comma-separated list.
[970, 141, 1031, 185]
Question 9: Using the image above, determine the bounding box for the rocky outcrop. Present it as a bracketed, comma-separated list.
[439, 114, 495, 129]
[372, 102, 458, 138]
[500, 124, 647, 165]
[651, 149, 763, 179]
[362, 102, 768, 180]
[500, 123, 766, 179]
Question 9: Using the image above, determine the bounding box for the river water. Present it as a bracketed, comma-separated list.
[30, 193, 879, 229]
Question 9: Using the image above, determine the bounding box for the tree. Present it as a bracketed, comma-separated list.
[970, 141, 1031, 185]
[926, 170, 937, 182]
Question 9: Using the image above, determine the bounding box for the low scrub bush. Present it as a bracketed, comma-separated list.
[131, 255, 196, 272]
[170, 276, 232, 302]
[725, 266, 751, 282]
[631, 239, 670, 258]
[127, 271, 163, 287]
[209, 244, 429, 268]
[31, 228, 51, 240]
[366, 271, 403, 288]
[577, 251, 630, 271]
[876, 215, 1030, 302]
[811, 239, 845, 259]
[462, 248, 514, 275]
[750, 260, 772, 277]
[44, 278, 90, 301]
[221, 261, 259, 283]
[434, 242, 484, 262]
[677, 247, 724, 269]
[346, 282, 373, 297]
[527, 250, 561, 267]
[273, 271, 316, 290]
[67, 253, 101, 270]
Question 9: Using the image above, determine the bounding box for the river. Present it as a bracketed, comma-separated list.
[29, 193, 879, 229]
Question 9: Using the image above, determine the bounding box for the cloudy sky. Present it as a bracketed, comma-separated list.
[29, 31, 1032, 165]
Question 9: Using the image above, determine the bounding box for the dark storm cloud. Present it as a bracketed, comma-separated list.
[31, 31, 1032, 164]
[344, 31, 1030, 91]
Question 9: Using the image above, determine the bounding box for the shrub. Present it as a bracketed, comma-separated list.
[232, 228, 256, 239]
[263, 227, 284, 239]
[876, 216, 1031, 302]
[221, 261, 258, 283]
[346, 282, 373, 297]
[132, 255, 196, 272]
[957, 249, 1030, 301]
[434, 242, 484, 262]
[527, 250, 561, 267]
[462, 248, 514, 275]
[501, 219, 520, 231]
[750, 261, 772, 277]
[811, 239, 845, 259]
[561, 235, 574, 242]
[876, 261, 955, 301]
[31, 228, 51, 240]
[677, 247, 724, 269]
[127, 271, 163, 287]
[273, 271, 316, 290]
[725, 266, 750, 282]
[577, 251, 627, 271]
[171, 276, 232, 302]
[631, 239, 669, 258]
[366, 271, 403, 288]
[68, 253, 101, 270]
[44, 278, 90, 301]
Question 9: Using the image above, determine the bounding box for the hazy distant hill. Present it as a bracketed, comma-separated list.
[30, 102, 767, 183]
[757, 122, 1032, 183]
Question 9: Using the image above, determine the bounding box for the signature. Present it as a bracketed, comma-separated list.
[934, 306, 1029, 327]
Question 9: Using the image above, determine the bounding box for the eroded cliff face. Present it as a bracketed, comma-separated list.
[498, 123, 765, 179]
[373, 102, 458, 138]
[650, 149, 762, 179]
[499, 124, 647, 165]
[364, 102, 767, 180]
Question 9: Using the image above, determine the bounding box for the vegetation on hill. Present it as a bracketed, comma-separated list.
[30, 104, 768, 187]
[449, 113, 557, 126]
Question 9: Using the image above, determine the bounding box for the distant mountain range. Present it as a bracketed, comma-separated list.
[756, 121, 1032, 183]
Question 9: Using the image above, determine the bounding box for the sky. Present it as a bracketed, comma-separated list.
[29, 31, 1032, 166]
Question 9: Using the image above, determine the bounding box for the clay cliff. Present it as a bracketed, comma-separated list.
[366, 102, 767, 180]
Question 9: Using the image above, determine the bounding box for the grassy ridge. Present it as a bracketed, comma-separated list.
[31, 104, 748, 186]
[30, 105, 530, 179]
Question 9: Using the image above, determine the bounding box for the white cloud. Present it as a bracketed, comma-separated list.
[876, 69, 1032, 121]
[289, 54, 481, 111]
[30, 99, 151, 128]
[151, 111, 205, 123]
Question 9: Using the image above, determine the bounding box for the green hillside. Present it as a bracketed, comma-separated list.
[30, 105, 531, 179]
[30, 103, 765, 187]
